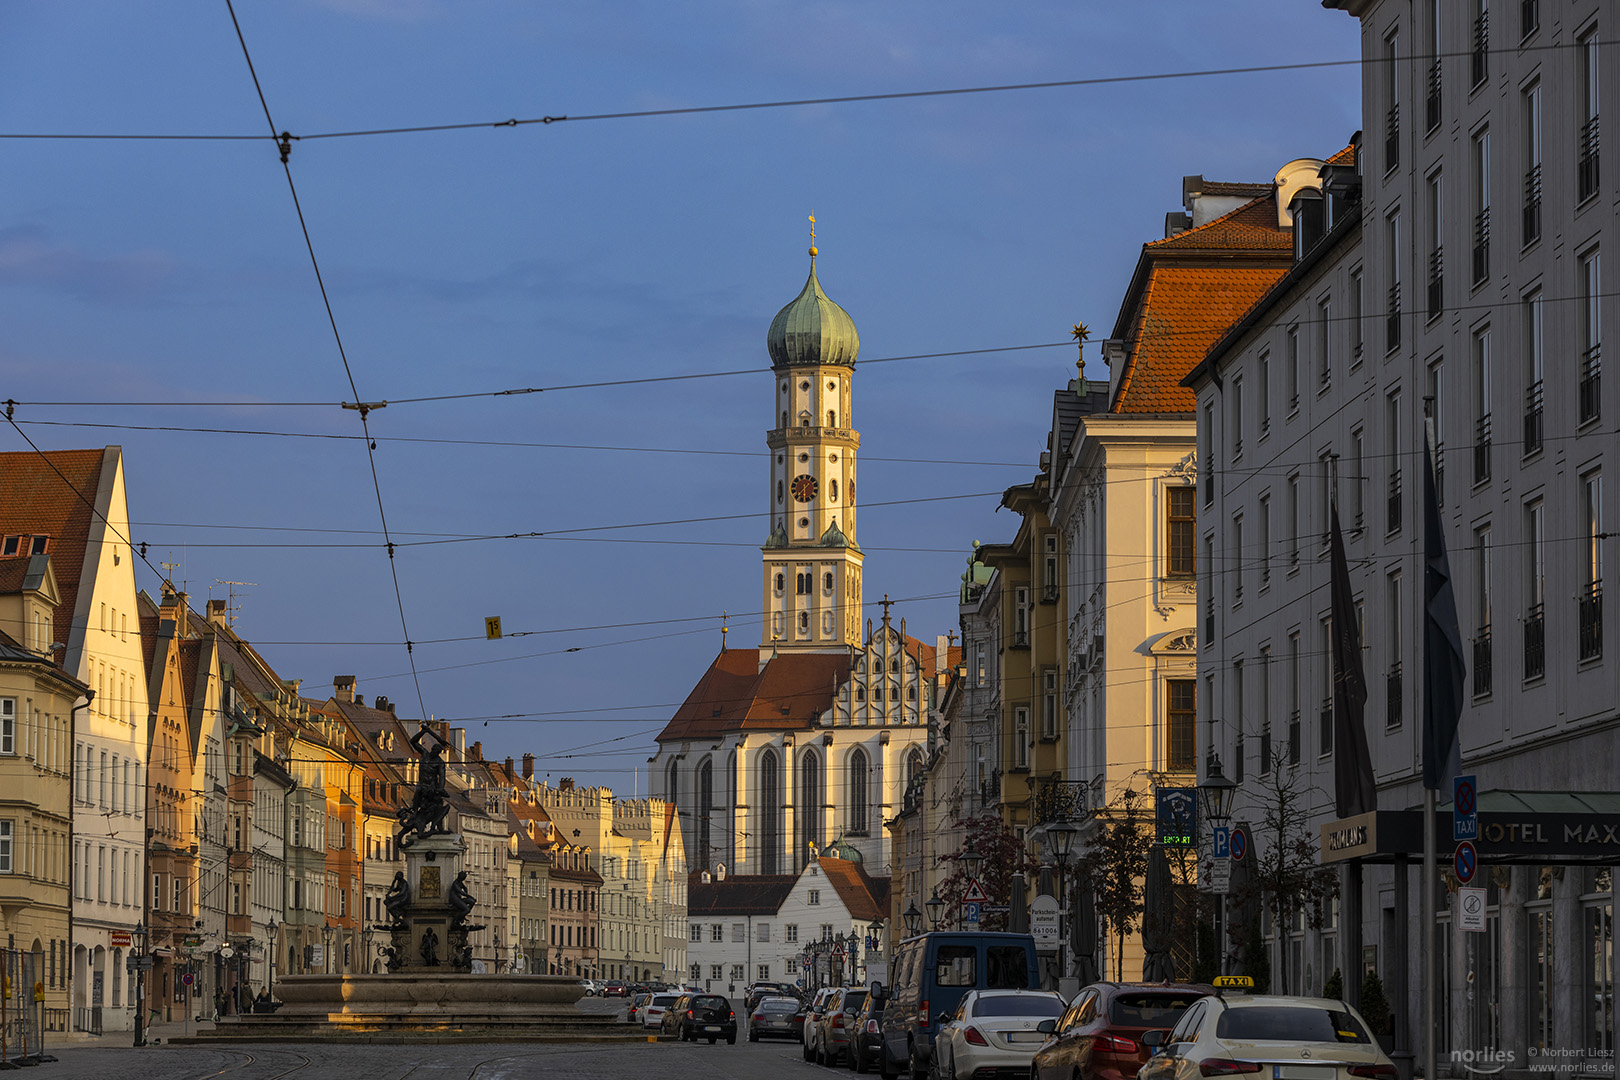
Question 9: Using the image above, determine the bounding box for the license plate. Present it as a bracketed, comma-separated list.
[1006, 1031, 1044, 1042]
[706, 1025, 722, 1032]
[1273, 1067, 1335, 1080]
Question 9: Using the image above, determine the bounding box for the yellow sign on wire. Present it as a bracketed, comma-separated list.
[485, 616, 503, 640]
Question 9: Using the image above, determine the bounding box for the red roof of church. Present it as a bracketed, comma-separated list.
[655, 648, 852, 742]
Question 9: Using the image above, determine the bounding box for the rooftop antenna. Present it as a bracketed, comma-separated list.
[213, 580, 257, 627]
[160, 562, 180, 589]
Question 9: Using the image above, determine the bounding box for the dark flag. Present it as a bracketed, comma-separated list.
[1422, 437, 1466, 790]
[1329, 499, 1377, 817]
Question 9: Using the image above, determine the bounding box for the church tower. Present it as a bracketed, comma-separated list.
[760, 234, 864, 652]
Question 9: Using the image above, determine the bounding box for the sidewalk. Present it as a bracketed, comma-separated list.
[48, 1014, 219, 1048]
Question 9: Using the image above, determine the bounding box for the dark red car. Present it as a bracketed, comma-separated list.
[602, 981, 628, 998]
[1032, 983, 1213, 1080]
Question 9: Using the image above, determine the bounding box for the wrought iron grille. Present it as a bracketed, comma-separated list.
[1386, 104, 1401, 172]
[1386, 663, 1403, 728]
[1579, 583, 1603, 661]
[1474, 413, 1492, 485]
[1524, 380, 1544, 456]
[1524, 603, 1546, 680]
[1426, 60, 1442, 132]
[1471, 9, 1489, 88]
[1579, 116, 1601, 203]
[1387, 284, 1402, 352]
[1473, 207, 1490, 285]
[1387, 468, 1403, 534]
[1288, 710, 1302, 766]
[1580, 344, 1602, 425]
[1523, 164, 1542, 245]
[1473, 626, 1493, 697]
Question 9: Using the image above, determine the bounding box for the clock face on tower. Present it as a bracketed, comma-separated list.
[790, 474, 819, 502]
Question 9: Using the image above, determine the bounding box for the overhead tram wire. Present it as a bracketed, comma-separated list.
[223, 0, 429, 724]
[2, 37, 1611, 146]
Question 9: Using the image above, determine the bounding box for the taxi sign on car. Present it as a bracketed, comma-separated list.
[1212, 975, 1253, 996]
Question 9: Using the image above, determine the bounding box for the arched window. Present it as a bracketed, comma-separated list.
[828, 410, 837, 427]
[796, 573, 811, 595]
[824, 572, 834, 592]
[890, 658, 900, 673]
[666, 760, 679, 810]
[830, 479, 838, 501]
[856, 686, 866, 702]
[849, 748, 869, 835]
[727, 751, 738, 866]
[777, 480, 784, 503]
[800, 751, 823, 858]
[906, 749, 925, 788]
[758, 750, 781, 874]
[799, 611, 810, 632]
[697, 758, 713, 871]
[775, 573, 785, 595]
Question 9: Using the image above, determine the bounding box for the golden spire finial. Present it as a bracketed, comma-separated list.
[808, 213, 818, 257]
[1072, 322, 1091, 380]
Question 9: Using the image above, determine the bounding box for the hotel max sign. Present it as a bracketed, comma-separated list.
[1320, 810, 1620, 864]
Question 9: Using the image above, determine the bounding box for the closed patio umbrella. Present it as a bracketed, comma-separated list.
[1140, 845, 1175, 982]
[1071, 885, 1100, 986]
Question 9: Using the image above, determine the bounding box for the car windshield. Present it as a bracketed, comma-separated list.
[1110, 993, 1205, 1028]
[975, 994, 1065, 1018]
[651, 995, 678, 1007]
[1216, 1006, 1371, 1043]
[694, 996, 728, 1010]
[761, 998, 799, 1012]
[840, 991, 868, 1011]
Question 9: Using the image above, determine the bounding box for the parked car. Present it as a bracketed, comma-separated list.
[578, 979, 599, 997]
[876, 931, 1042, 1080]
[641, 992, 680, 1030]
[747, 981, 803, 1012]
[816, 987, 869, 1066]
[665, 992, 737, 1043]
[848, 994, 886, 1074]
[803, 987, 839, 1062]
[748, 994, 804, 1041]
[628, 991, 652, 1023]
[935, 989, 1067, 1080]
[1033, 982, 1213, 1080]
[602, 981, 628, 998]
[1136, 986, 1396, 1080]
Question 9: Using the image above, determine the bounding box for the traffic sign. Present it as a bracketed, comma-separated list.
[1212, 825, 1231, 859]
[962, 878, 989, 904]
[1030, 895, 1060, 951]
[1229, 826, 1249, 862]
[1458, 886, 1487, 932]
[1156, 787, 1198, 847]
[1205, 858, 1231, 894]
[1453, 774, 1478, 841]
[181, 972, 194, 986]
[1454, 840, 1478, 885]
[962, 902, 982, 927]
[982, 905, 1010, 914]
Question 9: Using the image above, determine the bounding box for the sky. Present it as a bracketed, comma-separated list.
[0, 1, 1361, 792]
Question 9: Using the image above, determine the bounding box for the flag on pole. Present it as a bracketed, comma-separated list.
[1329, 499, 1377, 817]
[1422, 436, 1466, 790]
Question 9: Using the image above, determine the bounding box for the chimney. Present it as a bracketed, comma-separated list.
[505, 756, 515, 777]
[522, 753, 535, 779]
[470, 740, 482, 761]
[936, 635, 949, 673]
[207, 598, 228, 624]
[560, 777, 575, 792]
[334, 676, 355, 703]
[375, 695, 391, 714]
[454, 728, 466, 759]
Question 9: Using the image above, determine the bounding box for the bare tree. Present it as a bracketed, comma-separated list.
[1072, 786, 1155, 980]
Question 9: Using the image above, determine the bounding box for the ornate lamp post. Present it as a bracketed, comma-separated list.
[960, 842, 985, 882]
[866, 918, 884, 985]
[1198, 750, 1238, 975]
[1045, 821, 1078, 981]
[902, 903, 922, 938]
[265, 919, 278, 1003]
[132, 921, 149, 1048]
[925, 893, 945, 931]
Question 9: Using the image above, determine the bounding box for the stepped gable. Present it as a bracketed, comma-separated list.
[656, 647, 852, 742]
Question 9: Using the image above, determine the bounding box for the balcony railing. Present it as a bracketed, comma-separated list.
[1426, 60, 1443, 132]
[1386, 104, 1401, 172]
[1471, 9, 1489, 88]
[1387, 468, 1403, 534]
[1387, 284, 1402, 352]
[1033, 778, 1089, 825]
[1579, 115, 1601, 203]
[1524, 603, 1546, 680]
[1473, 207, 1490, 284]
[1523, 164, 1542, 245]
[1288, 711, 1302, 766]
[1474, 413, 1492, 485]
[1580, 344, 1602, 425]
[1386, 663, 1403, 728]
[1473, 626, 1493, 697]
[1580, 583, 1603, 661]
[1428, 248, 1445, 320]
[1524, 380, 1544, 456]
[1011, 629, 1030, 649]
[1521, 0, 1539, 38]
[1318, 698, 1334, 757]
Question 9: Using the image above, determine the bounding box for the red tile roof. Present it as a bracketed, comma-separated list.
[0, 448, 108, 652]
[1145, 194, 1291, 252]
[656, 648, 852, 742]
[687, 872, 800, 916]
[818, 856, 890, 922]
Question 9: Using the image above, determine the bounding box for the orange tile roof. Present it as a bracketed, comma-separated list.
[1146, 194, 1291, 252]
[1112, 266, 1290, 413]
[0, 448, 108, 652]
[818, 856, 890, 921]
[656, 648, 852, 742]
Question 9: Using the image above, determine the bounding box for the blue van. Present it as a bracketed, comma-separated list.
[874, 932, 1040, 1079]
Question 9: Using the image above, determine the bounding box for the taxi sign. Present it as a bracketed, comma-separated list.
[1213, 975, 1253, 988]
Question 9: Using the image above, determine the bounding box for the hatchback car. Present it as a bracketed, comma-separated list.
[749, 994, 804, 1041]
[803, 987, 839, 1061]
[816, 987, 869, 1066]
[935, 989, 1067, 1080]
[1137, 989, 1396, 1080]
[627, 991, 652, 1024]
[641, 992, 680, 1030]
[847, 995, 886, 1074]
[666, 993, 737, 1043]
[1033, 982, 1212, 1080]
[603, 981, 628, 998]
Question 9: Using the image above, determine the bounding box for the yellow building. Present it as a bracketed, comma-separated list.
[0, 552, 87, 1036]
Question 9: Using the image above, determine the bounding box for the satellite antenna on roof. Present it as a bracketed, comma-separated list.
[212, 580, 257, 626]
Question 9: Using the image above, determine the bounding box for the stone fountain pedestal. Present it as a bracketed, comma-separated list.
[394, 833, 468, 972]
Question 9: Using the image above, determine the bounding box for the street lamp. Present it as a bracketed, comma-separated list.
[1046, 821, 1079, 985]
[960, 843, 985, 882]
[925, 893, 945, 931]
[903, 903, 922, 938]
[266, 919, 278, 1003]
[1198, 750, 1238, 830]
[322, 923, 334, 975]
[132, 921, 149, 1048]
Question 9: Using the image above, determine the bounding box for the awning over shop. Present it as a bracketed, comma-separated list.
[1318, 790, 1620, 865]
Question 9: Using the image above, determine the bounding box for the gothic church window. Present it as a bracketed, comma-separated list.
[758, 751, 781, 875]
[800, 752, 822, 855]
[848, 749, 869, 835]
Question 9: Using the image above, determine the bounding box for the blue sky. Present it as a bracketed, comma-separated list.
[1, 1, 1361, 790]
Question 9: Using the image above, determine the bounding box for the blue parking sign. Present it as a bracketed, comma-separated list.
[1212, 825, 1230, 859]
[962, 902, 981, 925]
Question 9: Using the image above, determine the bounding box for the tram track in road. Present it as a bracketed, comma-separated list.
[178, 1047, 313, 1080]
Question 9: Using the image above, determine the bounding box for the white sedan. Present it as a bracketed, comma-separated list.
[936, 989, 1068, 1080]
[1138, 989, 1397, 1080]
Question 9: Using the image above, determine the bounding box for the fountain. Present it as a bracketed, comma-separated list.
[187, 724, 633, 1043]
